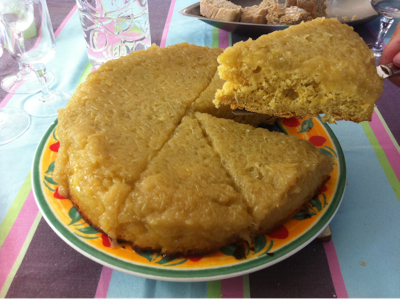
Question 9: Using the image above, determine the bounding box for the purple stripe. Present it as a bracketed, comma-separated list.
[218, 30, 230, 49]
[0, 191, 38, 290]
[54, 5, 78, 38]
[221, 276, 243, 298]
[5, 218, 104, 298]
[160, 0, 176, 48]
[323, 241, 349, 298]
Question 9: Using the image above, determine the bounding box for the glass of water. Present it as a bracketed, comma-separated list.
[0, 0, 70, 117]
[370, 0, 400, 57]
[76, 0, 152, 69]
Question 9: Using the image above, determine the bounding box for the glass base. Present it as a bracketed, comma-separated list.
[0, 107, 31, 145]
[1, 70, 55, 94]
[24, 91, 71, 117]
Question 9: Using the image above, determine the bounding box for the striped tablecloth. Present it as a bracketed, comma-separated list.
[0, 0, 399, 297]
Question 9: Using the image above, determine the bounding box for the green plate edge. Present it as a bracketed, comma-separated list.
[32, 117, 347, 281]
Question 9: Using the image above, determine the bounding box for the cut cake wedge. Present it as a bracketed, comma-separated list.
[195, 112, 333, 235]
[214, 18, 384, 123]
[118, 115, 252, 256]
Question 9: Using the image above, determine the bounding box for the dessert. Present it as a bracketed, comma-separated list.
[199, 0, 326, 25]
[195, 113, 333, 235]
[214, 18, 384, 123]
[200, 0, 242, 22]
[54, 42, 334, 256]
[189, 70, 277, 127]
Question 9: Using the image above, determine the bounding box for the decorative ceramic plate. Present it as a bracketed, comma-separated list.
[32, 116, 346, 282]
[179, 0, 378, 37]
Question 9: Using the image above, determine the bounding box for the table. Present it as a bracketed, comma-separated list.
[0, 0, 399, 297]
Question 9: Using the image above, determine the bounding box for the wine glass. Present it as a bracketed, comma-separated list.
[2, 62, 55, 95]
[0, 15, 30, 145]
[370, 0, 400, 57]
[0, 0, 70, 117]
[0, 22, 54, 94]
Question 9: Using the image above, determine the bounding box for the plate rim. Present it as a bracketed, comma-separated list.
[32, 117, 346, 282]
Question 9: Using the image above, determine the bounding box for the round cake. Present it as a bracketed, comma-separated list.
[53, 42, 333, 257]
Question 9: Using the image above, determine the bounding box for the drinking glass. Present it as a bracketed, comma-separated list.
[76, 0, 151, 69]
[0, 0, 70, 117]
[0, 16, 30, 145]
[370, 0, 400, 57]
[1, 62, 55, 95]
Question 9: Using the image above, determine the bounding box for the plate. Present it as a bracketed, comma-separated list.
[179, 0, 378, 37]
[32, 116, 346, 282]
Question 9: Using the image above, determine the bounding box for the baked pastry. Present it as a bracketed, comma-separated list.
[118, 115, 252, 255]
[195, 112, 333, 236]
[279, 6, 313, 24]
[286, 0, 327, 18]
[54, 42, 333, 256]
[214, 18, 384, 123]
[266, 4, 312, 25]
[200, 0, 242, 22]
[189, 70, 277, 127]
[240, 0, 276, 24]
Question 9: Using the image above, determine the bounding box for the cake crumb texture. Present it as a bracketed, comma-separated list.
[214, 18, 384, 123]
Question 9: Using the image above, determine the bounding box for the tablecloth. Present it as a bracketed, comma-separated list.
[0, 0, 399, 297]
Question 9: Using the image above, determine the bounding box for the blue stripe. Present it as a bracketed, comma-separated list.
[328, 120, 400, 298]
[106, 270, 207, 298]
[165, 0, 213, 47]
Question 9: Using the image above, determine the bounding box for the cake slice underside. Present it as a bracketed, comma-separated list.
[215, 18, 383, 123]
[189, 70, 277, 127]
[195, 112, 333, 235]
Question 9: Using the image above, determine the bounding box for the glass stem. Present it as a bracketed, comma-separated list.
[32, 64, 52, 102]
[372, 16, 394, 52]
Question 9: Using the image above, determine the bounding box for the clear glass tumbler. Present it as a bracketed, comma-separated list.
[76, 0, 152, 69]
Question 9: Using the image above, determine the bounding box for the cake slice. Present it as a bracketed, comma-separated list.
[118, 116, 252, 256]
[240, 0, 276, 24]
[214, 18, 384, 123]
[200, 0, 242, 22]
[195, 112, 333, 235]
[189, 70, 277, 127]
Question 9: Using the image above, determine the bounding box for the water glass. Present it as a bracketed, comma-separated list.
[76, 0, 151, 69]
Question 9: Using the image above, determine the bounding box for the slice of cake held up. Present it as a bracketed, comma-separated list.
[195, 112, 333, 236]
[214, 18, 384, 123]
[188, 70, 277, 127]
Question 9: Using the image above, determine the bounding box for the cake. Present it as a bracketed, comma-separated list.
[214, 18, 384, 123]
[240, 0, 276, 24]
[195, 112, 332, 235]
[200, 0, 242, 22]
[54, 42, 333, 257]
[200, 0, 326, 25]
[189, 70, 277, 127]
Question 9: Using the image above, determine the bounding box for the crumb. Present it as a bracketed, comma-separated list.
[333, 295, 337, 298]
[352, 15, 358, 20]
[342, 16, 348, 22]
[361, 262, 366, 266]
